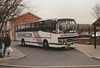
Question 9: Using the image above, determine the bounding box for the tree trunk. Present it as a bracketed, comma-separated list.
[0, 22, 4, 33]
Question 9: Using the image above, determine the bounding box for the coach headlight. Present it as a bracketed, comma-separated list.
[64, 39, 67, 42]
[61, 39, 63, 42]
[58, 39, 64, 42]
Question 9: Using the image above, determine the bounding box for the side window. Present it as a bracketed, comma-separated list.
[20, 24, 25, 30]
[16, 25, 18, 31]
[15, 21, 57, 32]
[51, 21, 56, 33]
[43, 20, 56, 33]
[45, 21, 52, 32]
[18, 25, 20, 31]
[16, 25, 21, 31]
[38, 21, 45, 31]
[33, 22, 39, 31]
[26, 23, 31, 28]
[32, 23, 34, 28]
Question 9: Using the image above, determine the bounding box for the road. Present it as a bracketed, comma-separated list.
[1, 65, 100, 68]
[0, 66, 28, 68]
[8, 42, 100, 66]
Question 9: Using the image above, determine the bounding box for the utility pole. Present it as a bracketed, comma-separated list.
[94, 25, 96, 48]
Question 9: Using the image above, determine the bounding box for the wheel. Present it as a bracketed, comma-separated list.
[21, 39, 25, 46]
[43, 40, 49, 49]
[62, 47, 65, 49]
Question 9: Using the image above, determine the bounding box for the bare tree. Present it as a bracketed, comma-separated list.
[92, 3, 100, 19]
[0, 0, 27, 33]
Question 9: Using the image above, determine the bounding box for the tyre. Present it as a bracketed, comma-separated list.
[43, 40, 49, 49]
[21, 38, 25, 46]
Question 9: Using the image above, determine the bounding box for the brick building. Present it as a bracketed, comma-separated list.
[92, 18, 100, 31]
[77, 19, 100, 45]
[5, 12, 41, 40]
[76, 24, 94, 34]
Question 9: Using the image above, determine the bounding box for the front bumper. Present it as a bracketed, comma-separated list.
[49, 40, 78, 48]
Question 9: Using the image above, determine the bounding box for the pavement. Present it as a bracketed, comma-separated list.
[0, 47, 25, 64]
[72, 44, 100, 60]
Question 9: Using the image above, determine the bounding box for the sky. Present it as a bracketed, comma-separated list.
[25, 0, 100, 24]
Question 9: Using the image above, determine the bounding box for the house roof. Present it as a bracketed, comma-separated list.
[14, 12, 41, 20]
[93, 18, 100, 25]
[76, 24, 94, 29]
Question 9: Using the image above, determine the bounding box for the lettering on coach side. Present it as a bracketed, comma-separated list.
[23, 33, 32, 37]
[17, 34, 23, 37]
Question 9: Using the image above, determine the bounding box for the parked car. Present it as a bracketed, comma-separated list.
[79, 32, 90, 37]
[80, 32, 89, 35]
[92, 32, 100, 38]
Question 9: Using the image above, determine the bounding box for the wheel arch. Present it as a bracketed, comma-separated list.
[43, 39, 48, 43]
[43, 39, 49, 49]
[21, 38, 25, 46]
